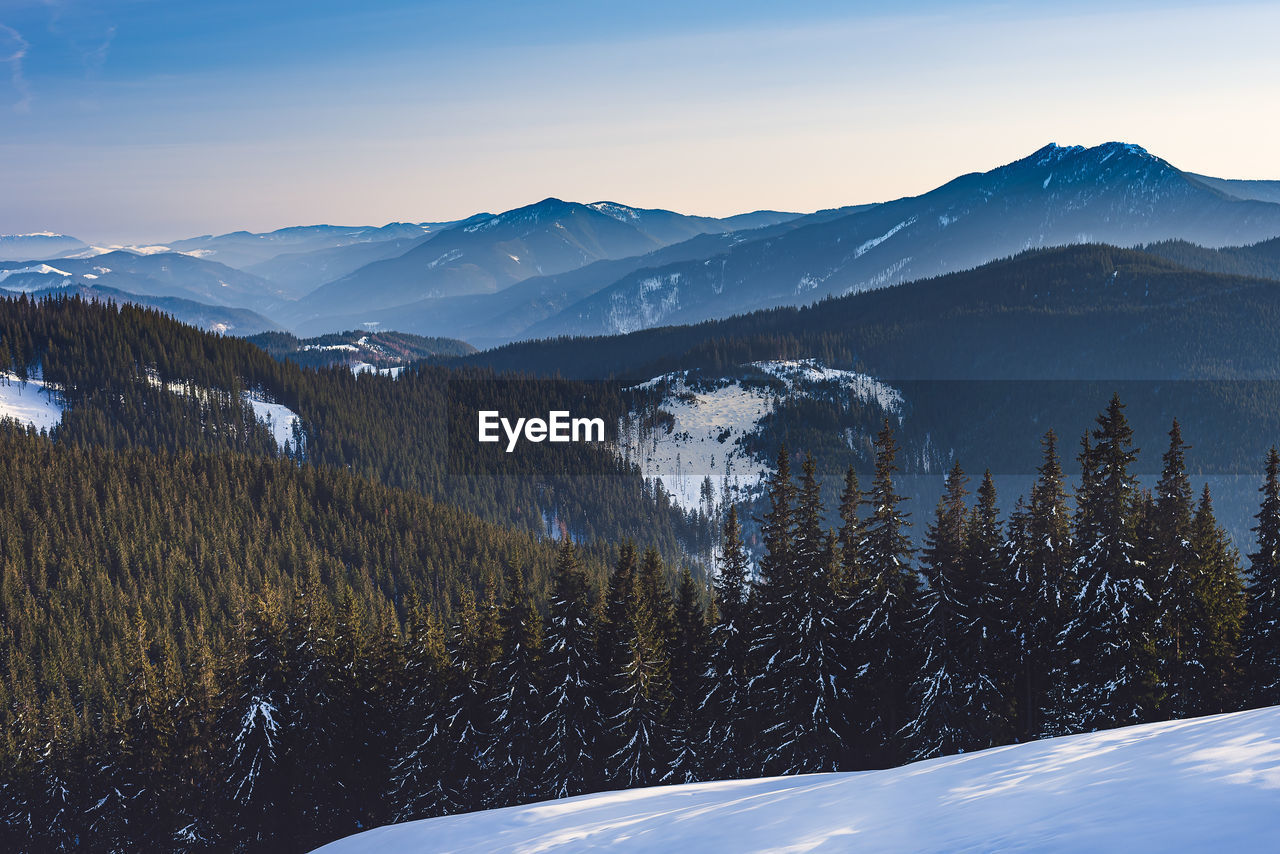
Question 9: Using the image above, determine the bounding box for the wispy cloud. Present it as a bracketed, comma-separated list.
[0, 23, 31, 112]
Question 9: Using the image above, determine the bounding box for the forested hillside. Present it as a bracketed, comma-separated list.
[0, 295, 707, 556]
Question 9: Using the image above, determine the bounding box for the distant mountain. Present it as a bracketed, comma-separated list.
[13, 251, 289, 315]
[526, 142, 1280, 337]
[288, 208, 844, 342]
[1188, 173, 1280, 205]
[0, 233, 87, 261]
[164, 222, 440, 270]
[286, 200, 802, 329]
[0, 280, 280, 335]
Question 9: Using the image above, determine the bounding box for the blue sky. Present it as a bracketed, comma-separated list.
[1, 0, 1277, 242]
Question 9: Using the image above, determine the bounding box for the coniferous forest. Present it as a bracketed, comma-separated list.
[3, 370, 1280, 850]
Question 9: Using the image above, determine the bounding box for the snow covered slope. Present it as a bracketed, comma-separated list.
[0, 373, 66, 431]
[618, 359, 901, 513]
[315, 706, 1280, 854]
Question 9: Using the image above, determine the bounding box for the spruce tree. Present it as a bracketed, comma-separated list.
[386, 604, 452, 822]
[1012, 431, 1075, 738]
[666, 570, 708, 783]
[539, 538, 604, 799]
[777, 455, 845, 773]
[701, 506, 753, 779]
[903, 462, 972, 759]
[484, 553, 545, 808]
[217, 596, 290, 850]
[836, 465, 864, 593]
[1149, 421, 1198, 717]
[1056, 395, 1157, 732]
[1243, 447, 1280, 707]
[607, 554, 672, 789]
[443, 590, 496, 811]
[847, 421, 917, 765]
[283, 567, 339, 846]
[747, 446, 797, 775]
[962, 470, 1015, 747]
[1184, 485, 1245, 715]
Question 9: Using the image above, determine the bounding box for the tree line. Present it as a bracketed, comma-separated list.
[4, 395, 1280, 851]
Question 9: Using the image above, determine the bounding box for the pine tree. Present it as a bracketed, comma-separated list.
[1056, 395, 1158, 732]
[484, 553, 545, 808]
[1012, 431, 1075, 738]
[847, 421, 917, 765]
[1243, 447, 1280, 707]
[1184, 485, 1245, 715]
[666, 570, 708, 783]
[701, 506, 753, 779]
[539, 538, 604, 799]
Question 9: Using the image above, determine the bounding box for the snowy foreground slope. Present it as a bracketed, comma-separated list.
[315, 706, 1280, 854]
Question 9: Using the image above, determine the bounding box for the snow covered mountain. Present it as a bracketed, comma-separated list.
[0, 232, 87, 261]
[314, 705, 1280, 854]
[285, 200, 801, 331]
[527, 142, 1280, 337]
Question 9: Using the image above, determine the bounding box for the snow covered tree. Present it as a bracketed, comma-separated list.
[749, 451, 845, 775]
[483, 553, 545, 808]
[597, 542, 639, 781]
[1009, 430, 1076, 738]
[216, 595, 290, 850]
[1148, 421, 1198, 717]
[281, 567, 340, 846]
[903, 462, 973, 759]
[773, 455, 845, 773]
[607, 551, 672, 788]
[442, 589, 498, 811]
[847, 421, 917, 765]
[1243, 447, 1280, 707]
[700, 506, 754, 779]
[1055, 395, 1158, 733]
[539, 538, 604, 799]
[746, 446, 798, 774]
[666, 569, 708, 783]
[386, 600, 452, 822]
[963, 471, 1016, 747]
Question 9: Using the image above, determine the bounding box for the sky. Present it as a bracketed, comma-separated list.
[1, 0, 1278, 243]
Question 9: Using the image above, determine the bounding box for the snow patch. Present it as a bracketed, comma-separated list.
[244, 391, 302, 451]
[0, 371, 66, 432]
[854, 217, 915, 259]
[316, 705, 1280, 854]
[0, 264, 74, 287]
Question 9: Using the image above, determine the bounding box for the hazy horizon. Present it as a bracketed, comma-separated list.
[3, 0, 1278, 244]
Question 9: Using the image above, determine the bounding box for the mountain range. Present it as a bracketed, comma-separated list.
[7, 141, 1280, 348]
